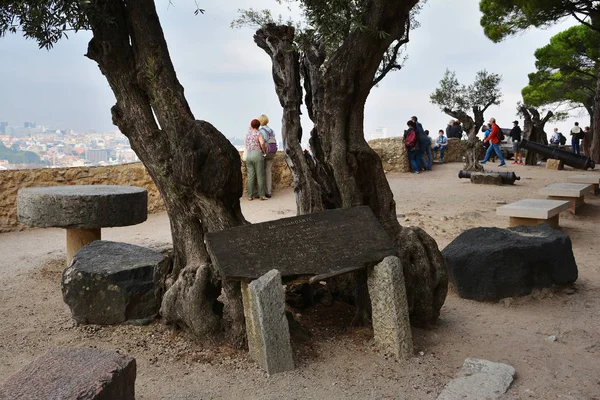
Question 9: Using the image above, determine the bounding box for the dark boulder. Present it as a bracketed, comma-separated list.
[62, 240, 170, 325]
[442, 224, 577, 301]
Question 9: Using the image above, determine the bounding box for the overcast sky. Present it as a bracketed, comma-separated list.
[0, 0, 584, 142]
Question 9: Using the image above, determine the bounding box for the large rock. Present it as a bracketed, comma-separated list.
[62, 240, 169, 325]
[0, 347, 136, 400]
[442, 224, 577, 301]
[437, 358, 515, 400]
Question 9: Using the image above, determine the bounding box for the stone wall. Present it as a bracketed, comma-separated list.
[0, 153, 293, 233]
[0, 141, 466, 233]
[368, 137, 464, 173]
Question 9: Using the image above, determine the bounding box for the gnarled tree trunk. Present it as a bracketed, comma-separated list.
[590, 72, 600, 162]
[255, 1, 448, 328]
[85, 0, 247, 347]
[520, 106, 553, 166]
[442, 108, 485, 171]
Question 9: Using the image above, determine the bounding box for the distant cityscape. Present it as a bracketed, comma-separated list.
[0, 121, 391, 170]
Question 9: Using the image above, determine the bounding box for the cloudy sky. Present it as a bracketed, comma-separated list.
[0, 0, 584, 142]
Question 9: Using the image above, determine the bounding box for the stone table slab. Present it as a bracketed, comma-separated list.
[206, 206, 396, 281]
[568, 175, 600, 185]
[496, 199, 570, 220]
[18, 185, 148, 229]
[539, 182, 593, 198]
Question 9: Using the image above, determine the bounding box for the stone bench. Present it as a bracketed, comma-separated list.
[206, 206, 413, 375]
[568, 175, 600, 195]
[496, 199, 570, 229]
[539, 182, 594, 214]
[0, 347, 136, 400]
[18, 185, 148, 264]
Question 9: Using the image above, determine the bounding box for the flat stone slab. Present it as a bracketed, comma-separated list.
[206, 206, 396, 281]
[0, 347, 136, 400]
[568, 175, 600, 184]
[539, 182, 593, 198]
[496, 199, 570, 220]
[18, 185, 147, 229]
[437, 358, 515, 400]
[62, 240, 168, 325]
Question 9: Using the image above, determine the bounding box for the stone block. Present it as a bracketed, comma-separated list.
[496, 199, 569, 220]
[546, 158, 564, 170]
[0, 347, 136, 400]
[62, 240, 169, 325]
[442, 224, 578, 301]
[367, 256, 413, 359]
[540, 182, 593, 198]
[470, 172, 503, 185]
[242, 269, 294, 376]
[437, 358, 515, 400]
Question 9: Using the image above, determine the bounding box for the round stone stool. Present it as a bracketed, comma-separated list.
[18, 185, 148, 264]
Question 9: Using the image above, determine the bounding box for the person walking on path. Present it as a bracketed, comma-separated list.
[570, 122, 582, 155]
[412, 116, 430, 171]
[258, 114, 277, 198]
[245, 119, 267, 201]
[480, 117, 506, 167]
[510, 120, 523, 164]
[404, 120, 421, 174]
[433, 130, 448, 162]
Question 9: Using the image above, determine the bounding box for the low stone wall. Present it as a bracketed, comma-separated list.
[0, 153, 292, 233]
[368, 137, 464, 173]
[0, 141, 466, 233]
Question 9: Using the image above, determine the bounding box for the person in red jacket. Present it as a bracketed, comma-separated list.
[480, 117, 506, 167]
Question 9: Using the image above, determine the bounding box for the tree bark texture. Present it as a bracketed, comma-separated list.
[443, 108, 484, 172]
[591, 70, 600, 163]
[255, 0, 448, 328]
[520, 106, 553, 166]
[84, 0, 247, 346]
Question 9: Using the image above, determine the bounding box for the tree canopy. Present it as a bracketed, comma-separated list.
[479, 0, 600, 42]
[522, 25, 599, 117]
[430, 69, 503, 116]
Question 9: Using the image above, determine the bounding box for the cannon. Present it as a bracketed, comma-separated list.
[520, 139, 595, 170]
[458, 170, 521, 185]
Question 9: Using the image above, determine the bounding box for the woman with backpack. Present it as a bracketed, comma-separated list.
[245, 119, 268, 201]
[404, 120, 421, 174]
[258, 114, 278, 198]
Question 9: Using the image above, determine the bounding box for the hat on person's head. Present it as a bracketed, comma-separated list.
[513, 120, 519, 124]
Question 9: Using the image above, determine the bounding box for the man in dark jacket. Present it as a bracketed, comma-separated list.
[452, 120, 463, 139]
[411, 116, 431, 170]
[509, 120, 523, 164]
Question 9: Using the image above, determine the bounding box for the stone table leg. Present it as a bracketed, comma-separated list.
[367, 256, 413, 360]
[241, 269, 294, 376]
[66, 228, 101, 264]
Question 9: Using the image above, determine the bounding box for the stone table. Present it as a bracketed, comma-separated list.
[18, 185, 148, 263]
[568, 175, 600, 195]
[496, 199, 570, 229]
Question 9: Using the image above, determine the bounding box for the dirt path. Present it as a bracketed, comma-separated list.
[1, 162, 599, 399]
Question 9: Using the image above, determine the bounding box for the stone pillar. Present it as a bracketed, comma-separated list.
[241, 269, 294, 375]
[367, 256, 413, 359]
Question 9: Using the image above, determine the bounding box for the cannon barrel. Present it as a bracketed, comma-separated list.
[520, 139, 595, 170]
[458, 170, 521, 185]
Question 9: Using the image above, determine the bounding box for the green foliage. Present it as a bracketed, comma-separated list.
[522, 25, 599, 114]
[0, 141, 42, 164]
[430, 69, 503, 112]
[479, 0, 600, 42]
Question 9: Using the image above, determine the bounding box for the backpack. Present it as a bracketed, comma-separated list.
[405, 129, 417, 148]
[261, 127, 278, 155]
[497, 127, 505, 141]
[559, 133, 567, 145]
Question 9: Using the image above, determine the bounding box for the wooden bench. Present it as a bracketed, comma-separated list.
[496, 199, 570, 229]
[206, 206, 412, 374]
[568, 175, 600, 195]
[539, 182, 594, 214]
